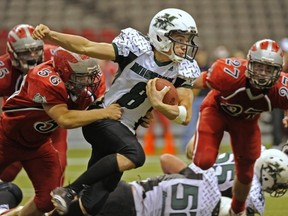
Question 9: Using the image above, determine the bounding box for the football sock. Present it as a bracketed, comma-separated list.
[231, 197, 245, 214]
[68, 154, 118, 193]
[67, 201, 85, 216]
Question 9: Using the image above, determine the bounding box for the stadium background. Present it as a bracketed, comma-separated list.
[0, 0, 288, 215]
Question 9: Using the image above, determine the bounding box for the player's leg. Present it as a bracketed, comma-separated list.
[193, 106, 225, 169]
[0, 162, 23, 182]
[50, 128, 68, 186]
[51, 119, 145, 214]
[19, 143, 63, 216]
[229, 119, 261, 215]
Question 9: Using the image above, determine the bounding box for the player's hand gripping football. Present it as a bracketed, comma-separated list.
[105, 103, 123, 120]
[32, 24, 51, 40]
[146, 78, 170, 108]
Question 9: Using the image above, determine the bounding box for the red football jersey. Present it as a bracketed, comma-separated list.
[201, 58, 288, 119]
[1, 60, 96, 147]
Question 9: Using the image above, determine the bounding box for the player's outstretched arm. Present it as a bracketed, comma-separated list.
[32, 24, 116, 60]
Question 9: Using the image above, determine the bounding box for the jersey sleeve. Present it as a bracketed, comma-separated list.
[204, 58, 246, 92]
[43, 44, 58, 61]
[175, 59, 201, 89]
[270, 73, 288, 109]
[27, 63, 68, 105]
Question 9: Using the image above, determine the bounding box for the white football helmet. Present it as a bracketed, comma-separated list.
[7, 24, 44, 74]
[246, 39, 283, 89]
[148, 8, 198, 62]
[254, 149, 288, 197]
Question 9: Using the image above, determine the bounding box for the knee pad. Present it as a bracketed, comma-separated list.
[0, 182, 23, 206]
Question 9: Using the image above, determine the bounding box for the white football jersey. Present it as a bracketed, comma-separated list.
[214, 153, 265, 215]
[102, 28, 200, 133]
[130, 163, 221, 216]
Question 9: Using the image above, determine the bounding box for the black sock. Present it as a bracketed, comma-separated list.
[69, 154, 118, 193]
[67, 201, 85, 216]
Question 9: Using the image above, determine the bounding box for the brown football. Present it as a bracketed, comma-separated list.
[155, 78, 179, 105]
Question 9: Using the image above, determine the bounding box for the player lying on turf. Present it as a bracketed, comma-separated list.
[160, 138, 288, 215]
[2, 147, 288, 216]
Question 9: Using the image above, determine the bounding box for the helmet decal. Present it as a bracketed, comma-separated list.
[260, 161, 285, 184]
[153, 14, 177, 30]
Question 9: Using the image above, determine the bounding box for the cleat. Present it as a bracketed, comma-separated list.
[50, 187, 77, 215]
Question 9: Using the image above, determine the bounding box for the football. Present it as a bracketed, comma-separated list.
[155, 78, 179, 105]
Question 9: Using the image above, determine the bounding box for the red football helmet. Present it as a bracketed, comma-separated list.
[7, 24, 44, 73]
[246, 39, 283, 89]
[53, 48, 101, 97]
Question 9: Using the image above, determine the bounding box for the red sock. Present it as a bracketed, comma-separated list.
[231, 197, 245, 213]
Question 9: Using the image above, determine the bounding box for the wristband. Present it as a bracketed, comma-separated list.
[173, 105, 187, 124]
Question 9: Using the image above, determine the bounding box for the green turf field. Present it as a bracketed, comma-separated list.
[14, 148, 288, 216]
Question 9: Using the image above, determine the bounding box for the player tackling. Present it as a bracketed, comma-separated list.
[32, 8, 201, 216]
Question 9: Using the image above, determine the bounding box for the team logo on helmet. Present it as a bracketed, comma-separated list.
[153, 13, 177, 30]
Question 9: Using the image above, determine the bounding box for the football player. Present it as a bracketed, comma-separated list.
[160, 148, 288, 216]
[50, 163, 229, 216]
[190, 39, 288, 215]
[32, 8, 201, 216]
[3, 149, 288, 216]
[0, 48, 122, 216]
[0, 24, 63, 184]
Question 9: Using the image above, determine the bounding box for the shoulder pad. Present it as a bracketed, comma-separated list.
[178, 59, 201, 80]
[112, 28, 152, 57]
